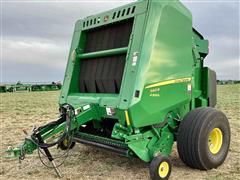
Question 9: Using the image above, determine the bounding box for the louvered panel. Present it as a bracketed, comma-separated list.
[79, 55, 126, 93]
[79, 18, 133, 94]
[84, 19, 133, 53]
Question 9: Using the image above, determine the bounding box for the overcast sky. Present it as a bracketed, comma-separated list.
[1, 0, 239, 83]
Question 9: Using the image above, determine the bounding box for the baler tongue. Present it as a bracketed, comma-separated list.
[3, 104, 104, 176]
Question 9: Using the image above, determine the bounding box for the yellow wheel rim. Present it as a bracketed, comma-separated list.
[158, 161, 169, 178]
[208, 128, 223, 154]
[63, 138, 68, 146]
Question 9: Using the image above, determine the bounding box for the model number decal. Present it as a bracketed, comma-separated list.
[149, 87, 160, 97]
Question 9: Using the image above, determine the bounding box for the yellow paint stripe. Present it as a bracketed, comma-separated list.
[125, 110, 131, 126]
[145, 77, 191, 89]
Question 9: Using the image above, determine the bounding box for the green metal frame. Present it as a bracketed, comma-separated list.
[7, 0, 212, 165]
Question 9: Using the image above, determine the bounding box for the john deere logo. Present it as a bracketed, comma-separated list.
[104, 15, 109, 22]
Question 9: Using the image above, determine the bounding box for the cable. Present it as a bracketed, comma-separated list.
[30, 115, 69, 149]
[31, 105, 75, 148]
[37, 131, 75, 169]
[28, 104, 76, 169]
[36, 131, 75, 160]
[37, 145, 69, 168]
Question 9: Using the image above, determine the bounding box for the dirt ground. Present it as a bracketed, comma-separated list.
[0, 84, 239, 180]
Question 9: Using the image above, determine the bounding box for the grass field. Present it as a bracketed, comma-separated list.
[0, 84, 239, 180]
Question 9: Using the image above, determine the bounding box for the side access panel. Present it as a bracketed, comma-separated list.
[128, 1, 193, 128]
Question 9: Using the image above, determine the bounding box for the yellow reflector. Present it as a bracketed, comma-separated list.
[124, 110, 130, 126]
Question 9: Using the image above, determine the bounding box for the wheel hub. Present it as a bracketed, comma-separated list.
[158, 161, 169, 178]
[208, 128, 223, 154]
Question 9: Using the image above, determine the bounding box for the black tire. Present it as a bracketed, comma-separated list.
[150, 156, 172, 180]
[177, 107, 230, 170]
[58, 137, 76, 150]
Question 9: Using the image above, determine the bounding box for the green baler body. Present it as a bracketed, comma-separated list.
[56, 0, 214, 162]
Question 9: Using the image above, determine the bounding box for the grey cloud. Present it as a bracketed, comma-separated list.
[3, 37, 68, 68]
[184, 1, 239, 38]
[2, 0, 239, 82]
[183, 1, 239, 80]
[2, 1, 133, 83]
[3, 1, 132, 41]
[3, 60, 64, 83]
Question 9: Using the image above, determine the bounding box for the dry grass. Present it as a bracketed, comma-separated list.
[0, 85, 239, 180]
